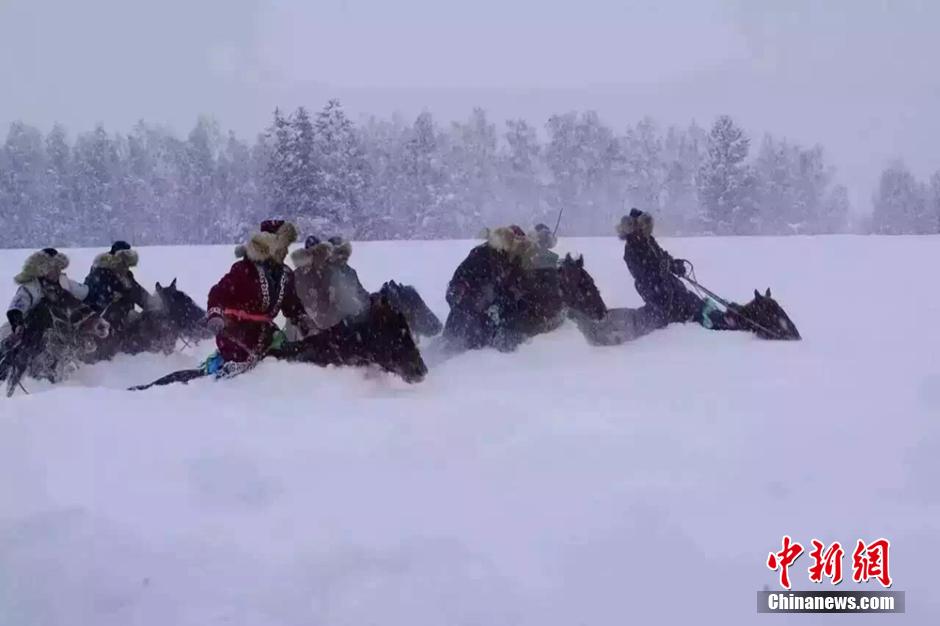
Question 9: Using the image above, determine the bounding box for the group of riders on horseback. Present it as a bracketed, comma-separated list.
[0, 209, 800, 394]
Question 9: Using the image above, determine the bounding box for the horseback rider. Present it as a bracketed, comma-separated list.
[529, 223, 559, 270]
[617, 208, 731, 330]
[2, 248, 109, 388]
[289, 235, 370, 337]
[206, 220, 313, 373]
[5, 248, 91, 337]
[325, 235, 371, 321]
[443, 225, 535, 350]
[519, 222, 564, 322]
[84, 241, 151, 333]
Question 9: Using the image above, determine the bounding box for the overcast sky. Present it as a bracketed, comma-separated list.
[1, 0, 938, 211]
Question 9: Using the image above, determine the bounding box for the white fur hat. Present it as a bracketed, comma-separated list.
[236, 219, 298, 263]
[15, 248, 69, 284]
[617, 209, 654, 239]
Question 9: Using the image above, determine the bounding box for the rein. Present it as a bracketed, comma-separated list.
[678, 261, 788, 340]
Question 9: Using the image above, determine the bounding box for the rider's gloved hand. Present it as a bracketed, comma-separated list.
[93, 319, 111, 339]
[659, 257, 672, 276]
[206, 316, 225, 336]
[6, 309, 23, 334]
[294, 315, 315, 337]
[670, 259, 688, 277]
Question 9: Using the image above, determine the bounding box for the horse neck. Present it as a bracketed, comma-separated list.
[559, 267, 604, 316]
[145, 291, 166, 313]
[731, 300, 773, 334]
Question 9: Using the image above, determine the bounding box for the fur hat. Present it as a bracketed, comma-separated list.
[236, 219, 298, 263]
[617, 208, 654, 239]
[93, 241, 139, 273]
[531, 223, 557, 249]
[290, 234, 332, 269]
[110, 240, 132, 254]
[487, 225, 535, 261]
[15, 248, 69, 284]
[327, 236, 352, 264]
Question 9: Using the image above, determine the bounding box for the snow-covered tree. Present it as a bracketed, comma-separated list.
[1, 122, 46, 247]
[264, 108, 293, 218]
[179, 116, 221, 243]
[660, 122, 705, 234]
[443, 108, 498, 234]
[397, 112, 447, 237]
[545, 111, 622, 235]
[0, 105, 866, 246]
[872, 162, 927, 234]
[358, 115, 409, 239]
[311, 100, 370, 236]
[753, 135, 797, 234]
[818, 183, 850, 234]
[622, 117, 663, 216]
[216, 132, 260, 242]
[698, 115, 756, 234]
[929, 171, 940, 234]
[73, 125, 122, 243]
[499, 119, 543, 226]
[44, 124, 74, 245]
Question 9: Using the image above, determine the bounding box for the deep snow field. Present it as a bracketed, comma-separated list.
[1, 235, 938, 625]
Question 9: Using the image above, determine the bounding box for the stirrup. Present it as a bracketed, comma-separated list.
[700, 299, 721, 329]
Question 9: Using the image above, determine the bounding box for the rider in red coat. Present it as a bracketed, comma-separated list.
[207, 220, 310, 364]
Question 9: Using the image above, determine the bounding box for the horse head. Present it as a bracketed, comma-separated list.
[155, 279, 211, 340]
[380, 281, 443, 337]
[733, 288, 801, 340]
[558, 254, 607, 321]
[365, 294, 428, 383]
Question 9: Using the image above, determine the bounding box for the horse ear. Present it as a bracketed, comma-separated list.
[754, 288, 761, 300]
[576, 254, 584, 268]
[171, 278, 177, 289]
[765, 287, 772, 298]
[155, 281, 162, 292]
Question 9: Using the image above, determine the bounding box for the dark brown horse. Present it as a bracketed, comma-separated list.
[84, 279, 211, 361]
[273, 293, 428, 383]
[131, 293, 428, 390]
[0, 294, 109, 396]
[441, 253, 608, 353]
[724, 288, 801, 340]
[574, 286, 800, 345]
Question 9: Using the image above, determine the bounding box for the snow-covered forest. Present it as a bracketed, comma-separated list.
[1, 100, 937, 248]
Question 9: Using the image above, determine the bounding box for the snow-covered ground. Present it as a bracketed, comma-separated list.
[1, 236, 937, 625]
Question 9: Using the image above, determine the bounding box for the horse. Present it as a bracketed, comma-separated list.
[85, 278, 210, 361]
[724, 288, 801, 340]
[272, 293, 428, 383]
[120, 279, 211, 354]
[573, 286, 801, 346]
[377, 280, 442, 337]
[0, 295, 110, 396]
[511, 253, 608, 336]
[441, 253, 608, 353]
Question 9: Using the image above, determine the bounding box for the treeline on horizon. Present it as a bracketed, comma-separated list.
[0, 100, 938, 249]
